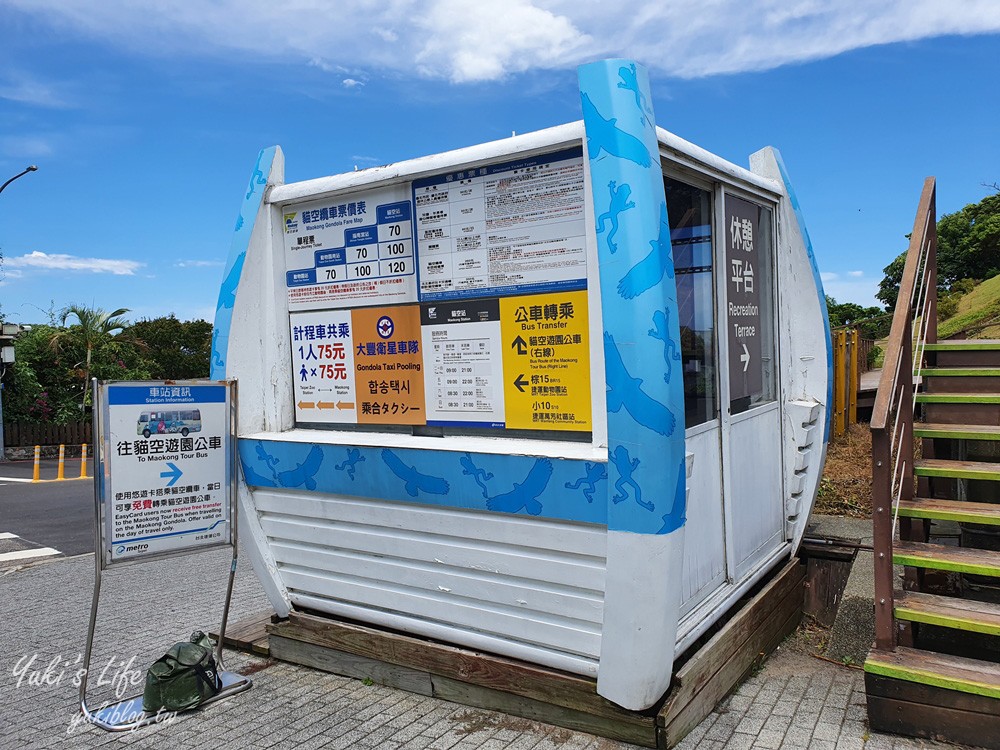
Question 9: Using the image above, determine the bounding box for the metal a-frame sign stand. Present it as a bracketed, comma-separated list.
[79, 379, 252, 731]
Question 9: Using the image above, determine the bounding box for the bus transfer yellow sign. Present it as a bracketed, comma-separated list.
[500, 290, 591, 431]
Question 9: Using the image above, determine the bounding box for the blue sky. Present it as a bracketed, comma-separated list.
[1, 1, 999, 324]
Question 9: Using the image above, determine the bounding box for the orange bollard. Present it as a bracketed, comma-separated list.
[57, 444, 65, 480]
[80, 443, 88, 479]
[32, 445, 40, 482]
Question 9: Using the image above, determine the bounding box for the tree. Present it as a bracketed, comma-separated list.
[876, 251, 907, 309]
[4, 325, 81, 423]
[826, 296, 891, 339]
[937, 192, 1000, 285]
[124, 316, 212, 379]
[48, 305, 142, 411]
[877, 191, 1000, 309]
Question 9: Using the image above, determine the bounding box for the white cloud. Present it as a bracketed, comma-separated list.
[342, 78, 363, 88]
[848, 270, 864, 277]
[175, 259, 224, 268]
[0, 70, 74, 108]
[7, 1, 999, 82]
[821, 272, 839, 282]
[5, 251, 142, 275]
[0, 136, 54, 159]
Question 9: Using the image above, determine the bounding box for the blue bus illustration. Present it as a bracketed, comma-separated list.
[137, 409, 202, 438]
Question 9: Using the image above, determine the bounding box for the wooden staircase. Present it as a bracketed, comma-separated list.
[864, 176, 1000, 746]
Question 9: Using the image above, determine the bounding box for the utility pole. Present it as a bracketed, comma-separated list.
[0, 165, 39, 461]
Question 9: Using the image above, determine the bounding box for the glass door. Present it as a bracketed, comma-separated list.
[719, 191, 784, 581]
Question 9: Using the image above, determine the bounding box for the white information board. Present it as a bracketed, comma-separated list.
[283, 183, 417, 311]
[99, 381, 234, 567]
[413, 147, 587, 301]
[290, 309, 358, 424]
[420, 299, 505, 428]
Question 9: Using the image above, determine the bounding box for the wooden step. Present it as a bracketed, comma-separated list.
[865, 646, 1000, 700]
[895, 590, 1000, 636]
[897, 497, 1000, 525]
[894, 540, 1000, 577]
[914, 423, 1000, 441]
[924, 341, 1000, 351]
[917, 393, 1000, 404]
[919, 367, 1000, 377]
[914, 458, 1000, 481]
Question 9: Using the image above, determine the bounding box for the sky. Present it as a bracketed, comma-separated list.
[1, 1, 999, 325]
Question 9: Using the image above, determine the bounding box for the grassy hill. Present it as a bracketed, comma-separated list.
[939, 274, 1000, 339]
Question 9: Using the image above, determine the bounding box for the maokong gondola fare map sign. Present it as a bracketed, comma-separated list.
[98, 381, 234, 568]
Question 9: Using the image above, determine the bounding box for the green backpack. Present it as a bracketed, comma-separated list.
[142, 631, 222, 713]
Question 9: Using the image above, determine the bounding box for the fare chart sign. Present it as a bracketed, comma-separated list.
[283, 146, 593, 434]
[98, 381, 234, 568]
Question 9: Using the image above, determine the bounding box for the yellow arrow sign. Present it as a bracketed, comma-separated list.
[318, 401, 336, 409]
[298, 400, 315, 409]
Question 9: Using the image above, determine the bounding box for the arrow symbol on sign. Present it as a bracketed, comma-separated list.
[298, 400, 315, 409]
[511, 336, 528, 355]
[318, 401, 336, 409]
[160, 462, 183, 487]
[740, 343, 750, 373]
[513, 374, 529, 393]
[337, 400, 355, 410]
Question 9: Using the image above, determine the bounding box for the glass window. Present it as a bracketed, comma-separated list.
[723, 195, 776, 415]
[665, 177, 717, 427]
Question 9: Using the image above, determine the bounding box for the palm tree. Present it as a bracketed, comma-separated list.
[50, 305, 131, 410]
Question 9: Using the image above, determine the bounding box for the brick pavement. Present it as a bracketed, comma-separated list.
[0, 549, 962, 749]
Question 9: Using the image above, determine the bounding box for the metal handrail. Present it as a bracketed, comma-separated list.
[870, 177, 937, 651]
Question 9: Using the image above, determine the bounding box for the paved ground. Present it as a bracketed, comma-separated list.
[0, 529, 962, 748]
[0, 458, 96, 558]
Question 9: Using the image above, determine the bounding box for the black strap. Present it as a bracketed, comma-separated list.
[191, 659, 221, 695]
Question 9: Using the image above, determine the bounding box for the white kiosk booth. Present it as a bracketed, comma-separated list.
[213, 60, 830, 712]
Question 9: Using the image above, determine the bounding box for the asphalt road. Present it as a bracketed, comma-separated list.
[0, 457, 96, 562]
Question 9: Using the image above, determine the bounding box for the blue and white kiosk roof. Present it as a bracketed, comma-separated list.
[213, 60, 830, 711]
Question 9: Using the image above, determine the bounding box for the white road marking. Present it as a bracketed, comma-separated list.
[0, 476, 35, 483]
[0, 547, 61, 563]
[0, 532, 17, 540]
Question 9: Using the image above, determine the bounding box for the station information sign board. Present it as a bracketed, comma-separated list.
[283, 146, 593, 435]
[97, 381, 235, 568]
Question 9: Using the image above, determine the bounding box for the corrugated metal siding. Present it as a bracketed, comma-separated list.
[254, 489, 606, 675]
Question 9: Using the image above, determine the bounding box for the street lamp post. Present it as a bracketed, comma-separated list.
[0, 165, 38, 461]
[0, 165, 38, 196]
